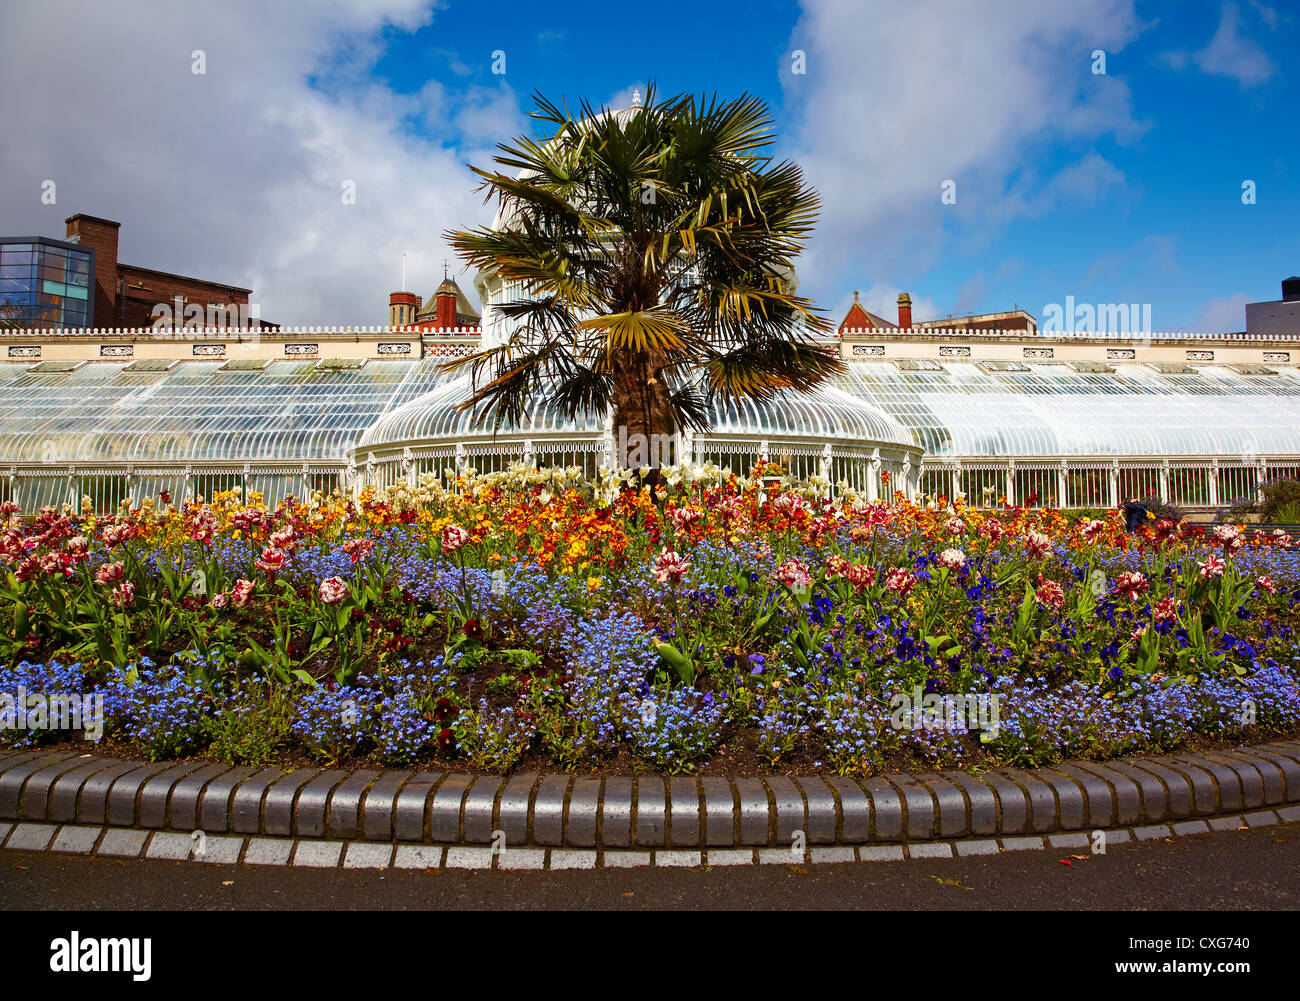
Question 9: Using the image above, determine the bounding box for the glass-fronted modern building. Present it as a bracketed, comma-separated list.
[0, 237, 95, 330]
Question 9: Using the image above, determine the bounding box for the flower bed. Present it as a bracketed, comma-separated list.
[2, 465, 1299, 776]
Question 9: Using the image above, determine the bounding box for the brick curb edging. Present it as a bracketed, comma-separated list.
[5, 808, 1297, 870]
[1, 740, 1298, 851]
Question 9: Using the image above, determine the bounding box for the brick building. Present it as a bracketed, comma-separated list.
[839, 289, 1038, 334]
[388, 274, 480, 331]
[63, 214, 276, 329]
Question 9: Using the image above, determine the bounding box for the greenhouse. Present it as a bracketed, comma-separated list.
[0, 355, 448, 511]
[3, 87, 1298, 515]
[353, 374, 923, 497]
[0, 337, 1298, 514]
[833, 360, 1300, 509]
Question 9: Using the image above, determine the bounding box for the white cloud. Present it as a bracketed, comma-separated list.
[1192, 293, 1250, 333]
[1248, 1, 1280, 31]
[606, 83, 649, 110]
[962, 153, 1128, 246]
[0, 0, 522, 326]
[1162, 2, 1277, 89]
[1079, 235, 1178, 288]
[781, 0, 1146, 302]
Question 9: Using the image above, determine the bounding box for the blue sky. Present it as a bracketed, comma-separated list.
[2, 0, 1295, 330]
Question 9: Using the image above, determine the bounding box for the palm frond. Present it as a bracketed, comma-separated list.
[576, 308, 695, 365]
[704, 340, 844, 404]
[441, 86, 837, 439]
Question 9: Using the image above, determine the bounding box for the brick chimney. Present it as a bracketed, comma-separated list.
[435, 279, 459, 329]
[66, 214, 119, 326]
[897, 291, 913, 330]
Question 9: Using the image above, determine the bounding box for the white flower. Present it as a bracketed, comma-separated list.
[938, 548, 966, 570]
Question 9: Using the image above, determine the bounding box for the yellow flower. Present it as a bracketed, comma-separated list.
[587, 576, 602, 592]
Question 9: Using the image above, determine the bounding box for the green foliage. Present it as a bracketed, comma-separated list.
[443, 87, 841, 440]
[460, 705, 534, 771]
[202, 682, 292, 766]
[1272, 499, 1300, 522]
[1261, 478, 1300, 522]
[485, 674, 518, 694]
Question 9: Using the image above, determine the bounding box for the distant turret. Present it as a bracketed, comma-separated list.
[388, 291, 419, 327]
[415, 275, 481, 331]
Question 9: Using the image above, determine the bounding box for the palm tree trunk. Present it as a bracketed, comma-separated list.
[612, 351, 676, 476]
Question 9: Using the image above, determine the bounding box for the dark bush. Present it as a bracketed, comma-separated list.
[1222, 479, 1300, 524]
[1262, 478, 1300, 522]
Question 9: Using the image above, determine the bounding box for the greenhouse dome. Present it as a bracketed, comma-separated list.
[351, 373, 923, 498]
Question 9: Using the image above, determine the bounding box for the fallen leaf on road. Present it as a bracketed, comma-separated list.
[929, 875, 972, 890]
[622, 892, 634, 898]
[1070, 854, 1089, 860]
[222, 880, 233, 886]
[1058, 859, 1074, 868]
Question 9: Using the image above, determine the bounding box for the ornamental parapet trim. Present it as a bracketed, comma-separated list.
[837, 327, 1300, 344]
[919, 455, 1295, 468]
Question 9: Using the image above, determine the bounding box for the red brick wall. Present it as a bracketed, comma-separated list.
[64, 214, 256, 328]
[65, 215, 118, 327]
[436, 290, 457, 328]
[389, 291, 420, 327]
[118, 265, 250, 328]
[964, 317, 1034, 333]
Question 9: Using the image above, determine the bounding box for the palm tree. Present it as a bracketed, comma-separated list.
[442, 86, 842, 451]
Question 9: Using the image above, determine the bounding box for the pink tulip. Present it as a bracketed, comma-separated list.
[885, 568, 915, 595]
[319, 576, 349, 604]
[441, 524, 471, 552]
[96, 562, 126, 585]
[1113, 571, 1149, 600]
[652, 547, 691, 584]
[776, 560, 812, 589]
[1198, 555, 1226, 579]
[231, 579, 255, 607]
[112, 581, 136, 609]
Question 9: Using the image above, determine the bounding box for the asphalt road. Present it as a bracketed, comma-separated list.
[2, 824, 1296, 911]
[3, 827, 1290, 988]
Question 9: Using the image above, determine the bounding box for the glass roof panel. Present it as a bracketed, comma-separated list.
[0, 357, 1298, 465]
